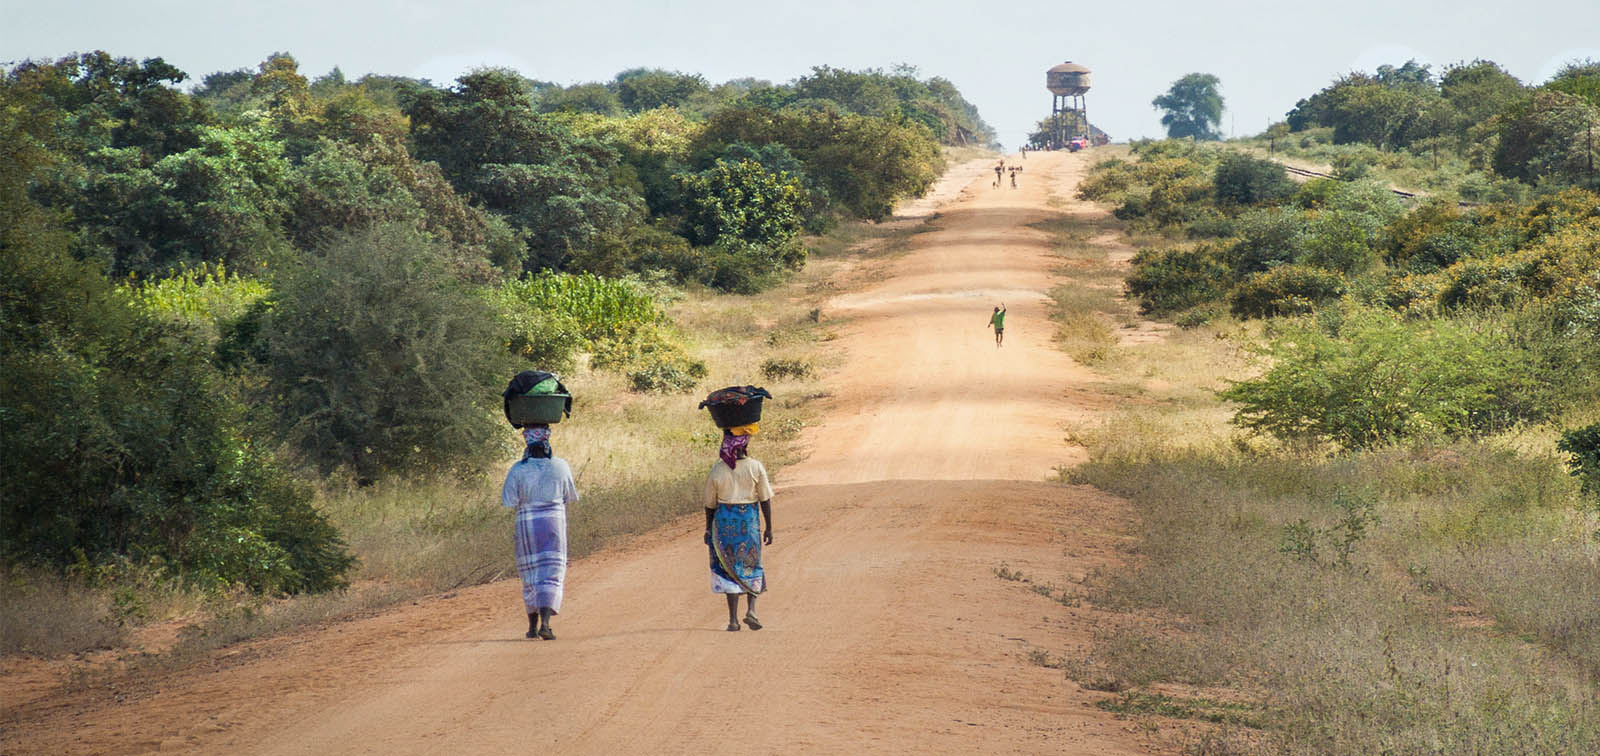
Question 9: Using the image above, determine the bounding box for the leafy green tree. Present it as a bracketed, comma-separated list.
[262, 224, 508, 482]
[537, 82, 623, 116]
[42, 124, 294, 276]
[404, 70, 643, 270]
[1, 111, 350, 591]
[614, 68, 708, 112]
[1440, 60, 1525, 132]
[696, 105, 942, 220]
[1543, 59, 1600, 106]
[1152, 73, 1224, 141]
[1492, 90, 1600, 186]
[678, 159, 804, 247]
[287, 137, 520, 278]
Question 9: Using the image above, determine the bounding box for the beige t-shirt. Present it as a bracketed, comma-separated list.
[704, 458, 774, 508]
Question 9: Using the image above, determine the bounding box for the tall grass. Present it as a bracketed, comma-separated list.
[1057, 312, 1600, 754]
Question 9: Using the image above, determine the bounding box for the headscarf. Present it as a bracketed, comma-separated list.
[719, 431, 750, 470]
[522, 425, 552, 459]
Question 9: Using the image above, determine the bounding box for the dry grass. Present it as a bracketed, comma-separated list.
[1056, 300, 1600, 753]
[0, 571, 125, 655]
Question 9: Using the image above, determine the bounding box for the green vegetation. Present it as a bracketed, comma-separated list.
[1056, 54, 1600, 754]
[1, 49, 988, 645]
[1152, 73, 1224, 141]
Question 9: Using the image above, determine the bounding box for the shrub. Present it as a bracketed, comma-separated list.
[1436, 220, 1600, 311]
[1557, 423, 1600, 499]
[1225, 207, 1309, 275]
[761, 357, 813, 381]
[590, 325, 707, 394]
[1229, 264, 1345, 318]
[1213, 152, 1296, 206]
[120, 263, 270, 344]
[264, 224, 508, 482]
[1301, 209, 1383, 274]
[1125, 244, 1231, 315]
[1076, 158, 1137, 203]
[2, 187, 353, 593]
[1221, 309, 1562, 448]
[677, 158, 805, 248]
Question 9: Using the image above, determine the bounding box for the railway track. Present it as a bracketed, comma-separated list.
[1279, 163, 1480, 207]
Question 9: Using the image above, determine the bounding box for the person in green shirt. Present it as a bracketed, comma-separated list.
[988, 303, 1006, 347]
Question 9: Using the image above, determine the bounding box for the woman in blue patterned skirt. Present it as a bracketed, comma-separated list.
[703, 429, 773, 631]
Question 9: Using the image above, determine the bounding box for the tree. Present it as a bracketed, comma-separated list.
[263, 224, 508, 483]
[0, 105, 350, 591]
[537, 82, 623, 116]
[614, 68, 708, 112]
[403, 69, 643, 270]
[1153, 73, 1224, 140]
[678, 159, 804, 247]
[1440, 60, 1525, 130]
[1492, 90, 1600, 185]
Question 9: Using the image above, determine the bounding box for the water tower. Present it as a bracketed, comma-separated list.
[1046, 61, 1091, 150]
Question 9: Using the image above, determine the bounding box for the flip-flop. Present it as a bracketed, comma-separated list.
[726, 622, 741, 632]
[743, 613, 763, 631]
[537, 627, 556, 640]
[526, 629, 538, 639]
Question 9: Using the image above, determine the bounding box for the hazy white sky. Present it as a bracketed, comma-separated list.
[6, 1, 1598, 147]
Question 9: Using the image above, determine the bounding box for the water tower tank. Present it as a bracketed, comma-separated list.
[1046, 62, 1091, 96]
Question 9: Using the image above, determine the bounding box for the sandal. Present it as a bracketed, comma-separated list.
[726, 622, 741, 632]
[537, 626, 556, 641]
[743, 613, 763, 631]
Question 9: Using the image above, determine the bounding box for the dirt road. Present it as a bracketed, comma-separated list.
[3, 152, 1166, 755]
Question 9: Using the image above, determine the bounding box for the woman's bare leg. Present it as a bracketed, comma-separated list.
[725, 594, 741, 630]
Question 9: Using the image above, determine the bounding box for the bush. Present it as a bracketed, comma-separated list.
[1436, 220, 1600, 311]
[1213, 152, 1296, 206]
[1301, 210, 1383, 274]
[1229, 264, 1345, 318]
[1, 209, 351, 593]
[264, 224, 508, 482]
[1557, 423, 1600, 499]
[1225, 207, 1309, 275]
[761, 357, 813, 380]
[590, 325, 707, 394]
[1221, 309, 1565, 448]
[677, 158, 805, 248]
[1125, 244, 1231, 315]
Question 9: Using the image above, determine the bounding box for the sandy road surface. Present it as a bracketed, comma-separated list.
[2, 152, 1167, 755]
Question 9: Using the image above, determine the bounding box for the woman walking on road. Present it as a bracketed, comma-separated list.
[704, 428, 773, 631]
[502, 425, 579, 640]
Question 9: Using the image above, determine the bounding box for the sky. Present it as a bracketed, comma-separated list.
[6, 0, 1598, 149]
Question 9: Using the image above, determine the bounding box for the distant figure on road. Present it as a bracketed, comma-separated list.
[705, 427, 773, 631]
[1009, 166, 1021, 188]
[988, 303, 1006, 347]
[502, 424, 579, 640]
[993, 159, 1005, 188]
[1020, 145, 1027, 159]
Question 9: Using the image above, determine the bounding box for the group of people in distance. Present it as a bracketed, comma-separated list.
[499, 419, 774, 640]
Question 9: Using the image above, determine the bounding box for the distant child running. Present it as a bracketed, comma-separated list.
[988, 303, 1006, 347]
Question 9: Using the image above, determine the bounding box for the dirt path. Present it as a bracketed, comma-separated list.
[2, 152, 1169, 755]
